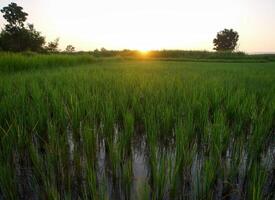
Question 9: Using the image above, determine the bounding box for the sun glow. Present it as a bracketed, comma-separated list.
[3, 0, 274, 52]
[139, 50, 149, 56]
[33, 0, 245, 51]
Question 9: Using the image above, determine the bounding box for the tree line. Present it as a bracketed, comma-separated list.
[0, 2, 239, 53]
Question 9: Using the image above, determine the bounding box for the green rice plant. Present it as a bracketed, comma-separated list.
[0, 124, 18, 199]
[247, 163, 267, 200]
[145, 115, 173, 199]
[136, 182, 150, 200]
[193, 158, 216, 200]
[119, 111, 134, 160]
[0, 164, 18, 199]
[247, 101, 273, 165]
[0, 52, 95, 73]
[0, 57, 275, 198]
[170, 115, 195, 198]
[29, 120, 73, 199]
[206, 110, 230, 198]
[121, 159, 133, 199]
[82, 125, 98, 199]
[224, 138, 245, 198]
[209, 110, 230, 162]
[149, 150, 172, 199]
[101, 100, 116, 153]
[191, 91, 209, 148]
[107, 133, 121, 182]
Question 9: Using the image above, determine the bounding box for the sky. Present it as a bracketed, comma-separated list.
[0, 0, 274, 53]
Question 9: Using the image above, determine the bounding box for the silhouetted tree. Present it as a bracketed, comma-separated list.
[213, 29, 239, 52]
[1, 2, 27, 30]
[45, 38, 59, 52]
[26, 24, 46, 51]
[65, 45, 75, 52]
[0, 2, 45, 52]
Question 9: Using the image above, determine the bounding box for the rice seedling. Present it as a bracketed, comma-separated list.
[247, 163, 268, 200]
[0, 53, 274, 199]
[82, 125, 98, 199]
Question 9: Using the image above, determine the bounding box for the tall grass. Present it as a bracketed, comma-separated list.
[0, 52, 95, 72]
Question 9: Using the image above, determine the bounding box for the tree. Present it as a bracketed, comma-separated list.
[0, 24, 45, 52]
[45, 38, 59, 52]
[1, 2, 28, 30]
[100, 47, 107, 52]
[26, 24, 46, 51]
[213, 29, 239, 52]
[65, 45, 75, 52]
[0, 2, 45, 52]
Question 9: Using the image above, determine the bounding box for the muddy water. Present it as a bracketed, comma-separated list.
[8, 126, 274, 199]
[73, 126, 274, 199]
[131, 135, 149, 199]
[96, 134, 149, 199]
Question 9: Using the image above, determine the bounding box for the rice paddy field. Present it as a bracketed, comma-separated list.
[0, 54, 274, 199]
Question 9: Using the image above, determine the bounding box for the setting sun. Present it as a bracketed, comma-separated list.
[139, 50, 149, 56]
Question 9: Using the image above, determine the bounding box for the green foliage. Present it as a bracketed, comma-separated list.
[213, 28, 239, 52]
[65, 45, 75, 53]
[45, 38, 60, 53]
[0, 24, 45, 52]
[1, 2, 28, 29]
[0, 3, 45, 52]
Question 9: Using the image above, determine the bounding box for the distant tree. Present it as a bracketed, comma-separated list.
[100, 47, 107, 52]
[213, 29, 239, 52]
[65, 45, 75, 52]
[0, 2, 45, 52]
[93, 49, 100, 56]
[45, 38, 59, 52]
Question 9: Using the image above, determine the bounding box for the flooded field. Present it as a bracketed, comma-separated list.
[0, 60, 275, 199]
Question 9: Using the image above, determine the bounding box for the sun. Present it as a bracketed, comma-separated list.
[139, 49, 149, 56]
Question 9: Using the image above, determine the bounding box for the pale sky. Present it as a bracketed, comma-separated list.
[0, 0, 274, 52]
